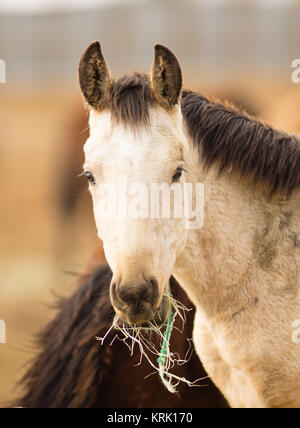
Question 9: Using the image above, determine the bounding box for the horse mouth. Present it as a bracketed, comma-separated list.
[115, 295, 170, 328]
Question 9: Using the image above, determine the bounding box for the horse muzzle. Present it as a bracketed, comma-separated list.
[110, 277, 169, 326]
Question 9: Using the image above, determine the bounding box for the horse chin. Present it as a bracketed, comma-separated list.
[117, 295, 170, 328]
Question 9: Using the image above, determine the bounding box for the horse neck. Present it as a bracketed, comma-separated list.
[173, 145, 283, 319]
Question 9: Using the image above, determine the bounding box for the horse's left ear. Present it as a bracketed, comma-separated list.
[79, 41, 111, 111]
[151, 44, 182, 110]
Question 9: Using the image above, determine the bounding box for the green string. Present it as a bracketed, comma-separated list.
[157, 285, 174, 383]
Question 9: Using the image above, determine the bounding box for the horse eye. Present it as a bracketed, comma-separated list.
[85, 171, 95, 185]
[172, 167, 184, 183]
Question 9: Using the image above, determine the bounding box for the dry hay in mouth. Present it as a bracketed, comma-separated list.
[96, 290, 206, 393]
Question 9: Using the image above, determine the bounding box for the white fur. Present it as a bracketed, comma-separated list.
[84, 106, 187, 301]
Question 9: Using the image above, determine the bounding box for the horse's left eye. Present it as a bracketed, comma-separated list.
[85, 171, 96, 185]
[172, 167, 184, 183]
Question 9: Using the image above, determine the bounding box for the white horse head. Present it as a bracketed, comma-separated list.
[79, 42, 191, 325]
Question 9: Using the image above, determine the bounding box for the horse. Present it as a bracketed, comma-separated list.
[17, 259, 226, 408]
[78, 41, 300, 408]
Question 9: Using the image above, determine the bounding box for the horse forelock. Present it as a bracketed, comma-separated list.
[109, 73, 157, 130]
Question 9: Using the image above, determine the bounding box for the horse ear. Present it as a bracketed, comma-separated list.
[151, 44, 182, 110]
[79, 41, 111, 110]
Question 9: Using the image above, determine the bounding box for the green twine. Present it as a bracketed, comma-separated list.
[157, 308, 174, 367]
[157, 285, 176, 392]
[108, 284, 199, 393]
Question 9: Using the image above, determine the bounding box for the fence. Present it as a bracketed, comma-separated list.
[0, 0, 299, 82]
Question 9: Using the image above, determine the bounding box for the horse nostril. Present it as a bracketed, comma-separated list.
[111, 282, 117, 298]
[149, 277, 159, 304]
[117, 278, 158, 307]
[112, 282, 124, 305]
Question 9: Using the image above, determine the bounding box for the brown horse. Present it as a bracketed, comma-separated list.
[17, 260, 226, 408]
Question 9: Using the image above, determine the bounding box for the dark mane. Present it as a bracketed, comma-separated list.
[110, 73, 156, 130]
[181, 90, 300, 196]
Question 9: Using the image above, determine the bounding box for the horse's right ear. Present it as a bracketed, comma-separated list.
[151, 44, 182, 110]
[79, 41, 111, 110]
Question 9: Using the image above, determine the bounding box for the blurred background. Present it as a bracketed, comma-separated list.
[1, 0, 300, 406]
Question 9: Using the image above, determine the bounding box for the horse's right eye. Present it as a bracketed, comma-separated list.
[85, 171, 96, 185]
